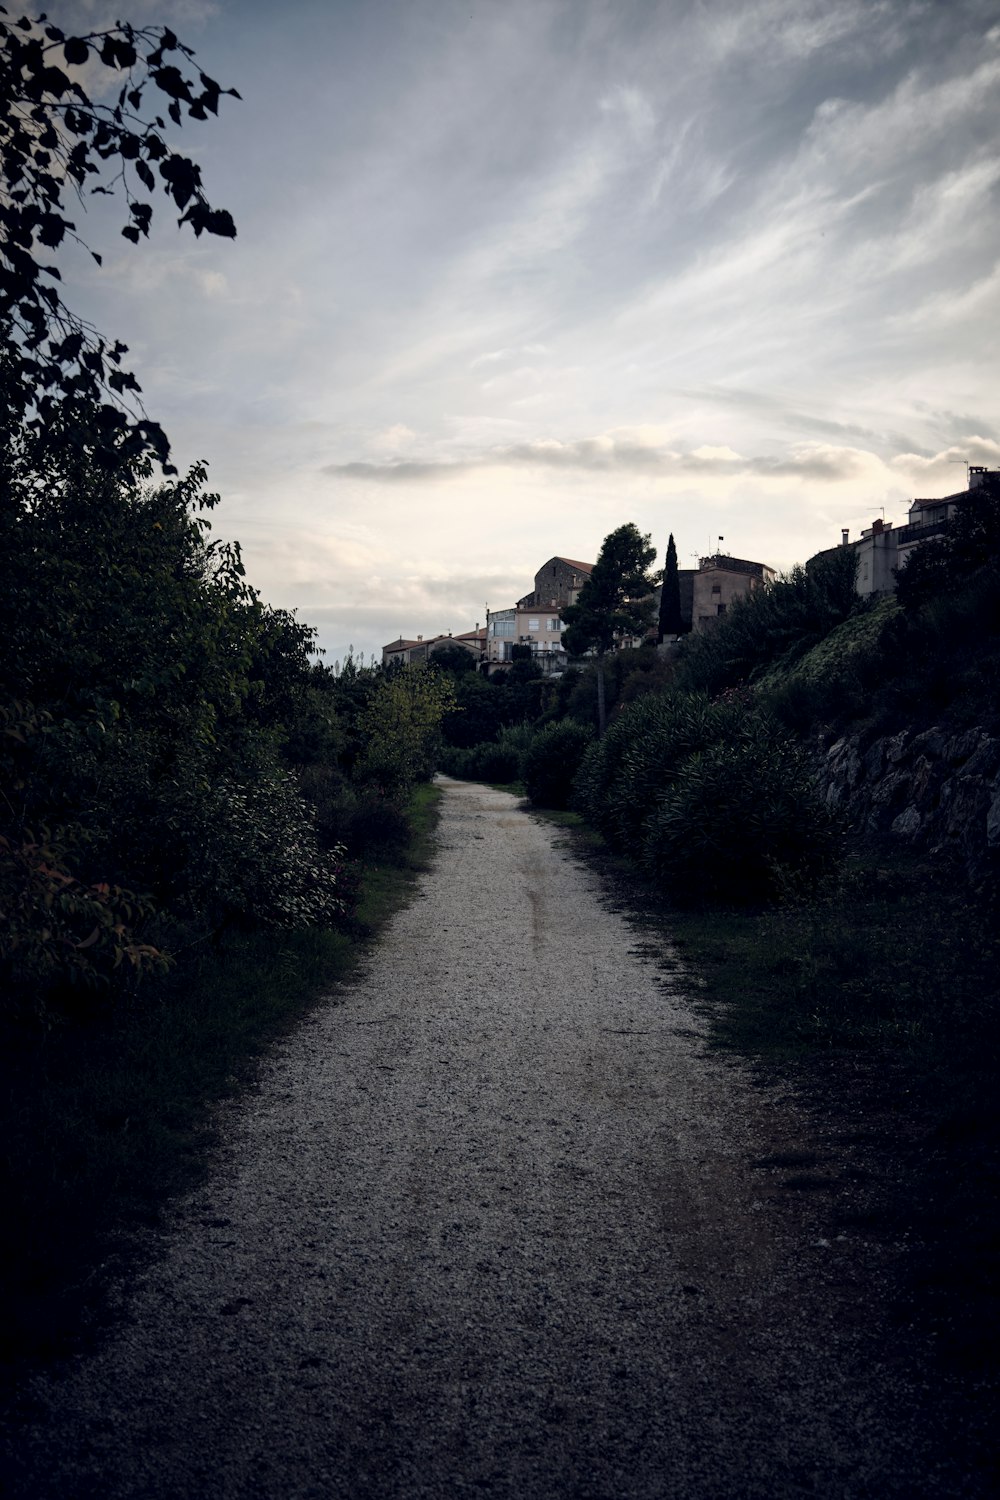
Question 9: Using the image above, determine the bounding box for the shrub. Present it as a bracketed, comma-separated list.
[0, 832, 170, 1018]
[523, 719, 594, 808]
[641, 725, 839, 905]
[175, 771, 348, 929]
[471, 741, 522, 783]
[342, 793, 412, 863]
[495, 721, 535, 770]
[604, 693, 743, 850]
[357, 666, 456, 794]
[437, 745, 473, 778]
[571, 691, 738, 848]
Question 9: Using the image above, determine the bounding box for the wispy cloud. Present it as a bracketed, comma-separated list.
[323, 434, 875, 483]
[45, 0, 1000, 660]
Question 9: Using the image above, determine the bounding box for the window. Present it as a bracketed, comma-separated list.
[717, 603, 727, 615]
[547, 618, 560, 631]
[528, 618, 540, 632]
[711, 584, 721, 595]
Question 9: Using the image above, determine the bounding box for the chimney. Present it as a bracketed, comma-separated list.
[841, 529, 849, 546]
[873, 518, 884, 536]
[417, 635, 423, 642]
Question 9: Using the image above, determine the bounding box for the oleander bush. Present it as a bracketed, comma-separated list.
[523, 718, 595, 809]
[641, 725, 839, 904]
[602, 693, 744, 851]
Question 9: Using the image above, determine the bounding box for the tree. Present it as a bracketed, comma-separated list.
[895, 476, 1000, 614]
[357, 667, 457, 796]
[561, 523, 657, 733]
[657, 532, 684, 641]
[1, 9, 239, 471]
[428, 641, 478, 674]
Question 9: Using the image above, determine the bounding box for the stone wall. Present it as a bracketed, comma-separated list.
[819, 722, 1000, 879]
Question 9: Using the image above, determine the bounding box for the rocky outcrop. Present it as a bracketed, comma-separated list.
[819, 723, 1000, 878]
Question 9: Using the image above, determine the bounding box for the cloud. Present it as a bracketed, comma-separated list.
[379, 424, 417, 451]
[322, 460, 475, 483]
[322, 433, 875, 483]
[599, 85, 656, 147]
[889, 437, 1000, 485]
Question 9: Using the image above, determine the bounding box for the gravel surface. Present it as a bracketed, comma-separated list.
[2, 779, 983, 1497]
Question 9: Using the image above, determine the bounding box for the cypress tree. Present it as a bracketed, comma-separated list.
[658, 533, 683, 640]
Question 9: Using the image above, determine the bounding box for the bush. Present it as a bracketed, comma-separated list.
[641, 724, 839, 905]
[438, 722, 535, 784]
[523, 719, 594, 808]
[437, 745, 473, 778]
[0, 831, 170, 1017]
[471, 741, 522, 783]
[571, 691, 738, 848]
[176, 771, 348, 930]
[604, 693, 743, 850]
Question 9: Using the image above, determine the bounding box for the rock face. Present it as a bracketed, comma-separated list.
[819, 723, 1000, 878]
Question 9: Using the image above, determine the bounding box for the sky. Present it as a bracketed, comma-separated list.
[44, 0, 1000, 664]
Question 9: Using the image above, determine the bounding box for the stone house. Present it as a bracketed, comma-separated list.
[516, 557, 593, 612]
[672, 553, 776, 635]
[486, 555, 596, 673]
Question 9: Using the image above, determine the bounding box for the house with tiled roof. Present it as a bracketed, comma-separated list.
[483, 555, 597, 673]
[382, 627, 486, 668]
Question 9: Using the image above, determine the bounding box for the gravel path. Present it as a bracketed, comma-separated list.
[3, 779, 980, 1497]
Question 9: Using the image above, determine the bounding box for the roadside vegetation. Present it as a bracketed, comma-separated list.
[0, 14, 452, 1368]
[436, 500, 1000, 1376]
[0, 782, 441, 1368]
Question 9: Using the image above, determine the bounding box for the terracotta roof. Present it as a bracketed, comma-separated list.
[383, 637, 421, 651]
[555, 557, 594, 572]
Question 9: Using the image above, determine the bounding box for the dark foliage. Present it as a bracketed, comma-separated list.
[641, 722, 839, 904]
[1, 10, 239, 470]
[657, 532, 684, 639]
[895, 478, 1000, 615]
[523, 719, 594, 809]
[603, 694, 745, 851]
[0, 440, 357, 1012]
[428, 641, 478, 674]
[676, 546, 860, 697]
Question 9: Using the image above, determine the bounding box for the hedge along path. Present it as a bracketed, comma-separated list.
[3, 780, 977, 1498]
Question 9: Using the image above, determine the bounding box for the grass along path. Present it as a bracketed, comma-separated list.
[530, 801, 1000, 1407]
[0, 783, 441, 1372]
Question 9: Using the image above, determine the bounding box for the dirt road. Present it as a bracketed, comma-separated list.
[2, 780, 982, 1496]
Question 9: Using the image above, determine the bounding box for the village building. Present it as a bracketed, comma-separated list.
[677, 553, 776, 634]
[516, 557, 593, 611]
[381, 627, 485, 668]
[814, 466, 999, 598]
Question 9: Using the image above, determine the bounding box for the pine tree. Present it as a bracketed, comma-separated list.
[562, 523, 656, 733]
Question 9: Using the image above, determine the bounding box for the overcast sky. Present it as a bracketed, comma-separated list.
[52, 0, 1000, 662]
